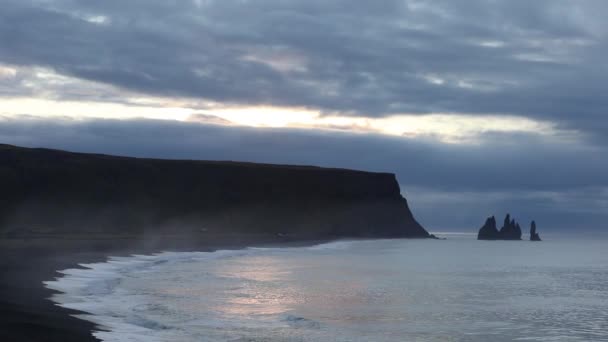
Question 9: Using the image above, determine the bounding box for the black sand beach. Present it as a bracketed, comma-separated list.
[0, 235, 328, 341]
[1, 249, 93, 341]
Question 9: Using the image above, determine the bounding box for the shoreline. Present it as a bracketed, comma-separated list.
[1, 234, 436, 341]
[0, 235, 335, 342]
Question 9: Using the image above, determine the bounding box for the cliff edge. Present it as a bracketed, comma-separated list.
[0, 144, 430, 240]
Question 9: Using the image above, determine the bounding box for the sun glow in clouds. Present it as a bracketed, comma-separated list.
[207, 108, 556, 143]
[1, 98, 193, 121]
[0, 97, 559, 143]
[0, 64, 562, 144]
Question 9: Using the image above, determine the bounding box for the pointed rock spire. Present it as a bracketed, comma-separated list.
[530, 221, 541, 241]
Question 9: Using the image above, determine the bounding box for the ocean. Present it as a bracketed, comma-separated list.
[44, 233, 608, 341]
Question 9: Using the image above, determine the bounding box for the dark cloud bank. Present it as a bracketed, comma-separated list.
[1, 117, 606, 231]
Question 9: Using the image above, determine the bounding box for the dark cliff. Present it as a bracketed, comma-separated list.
[0, 144, 430, 239]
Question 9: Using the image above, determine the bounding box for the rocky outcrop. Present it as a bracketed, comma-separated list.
[477, 214, 522, 240]
[477, 216, 499, 240]
[499, 214, 523, 240]
[530, 221, 542, 241]
[0, 144, 430, 239]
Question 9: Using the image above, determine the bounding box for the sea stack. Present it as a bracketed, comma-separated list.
[477, 214, 523, 240]
[477, 216, 499, 240]
[530, 221, 542, 241]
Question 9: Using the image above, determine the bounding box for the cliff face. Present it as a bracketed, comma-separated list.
[0, 144, 429, 239]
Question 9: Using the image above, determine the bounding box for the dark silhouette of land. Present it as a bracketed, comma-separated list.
[0, 144, 429, 240]
[530, 221, 542, 241]
[0, 143, 431, 341]
[478, 214, 543, 241]
[477, 214, 523, 240]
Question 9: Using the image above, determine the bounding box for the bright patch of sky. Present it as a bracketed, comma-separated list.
[0, 64, 569, 144]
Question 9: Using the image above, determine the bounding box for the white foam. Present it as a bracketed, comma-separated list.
[43, 241, 356, 342]
[45, 250, 249, 341]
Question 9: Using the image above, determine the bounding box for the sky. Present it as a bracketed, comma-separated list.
[1, 0, 607, 231]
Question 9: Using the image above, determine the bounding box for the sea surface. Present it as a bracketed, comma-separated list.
[45, 233, 608, 341]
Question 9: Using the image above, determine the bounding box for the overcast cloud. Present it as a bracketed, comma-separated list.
[1, 1, 608, 132]
[0, 1, 607, 230]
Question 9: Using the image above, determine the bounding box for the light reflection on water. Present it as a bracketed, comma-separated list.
[212, 256, 301, 317]
[48, 236, 608, 341]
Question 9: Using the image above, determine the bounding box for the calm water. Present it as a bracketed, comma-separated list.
[45, 234, 608, 341]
